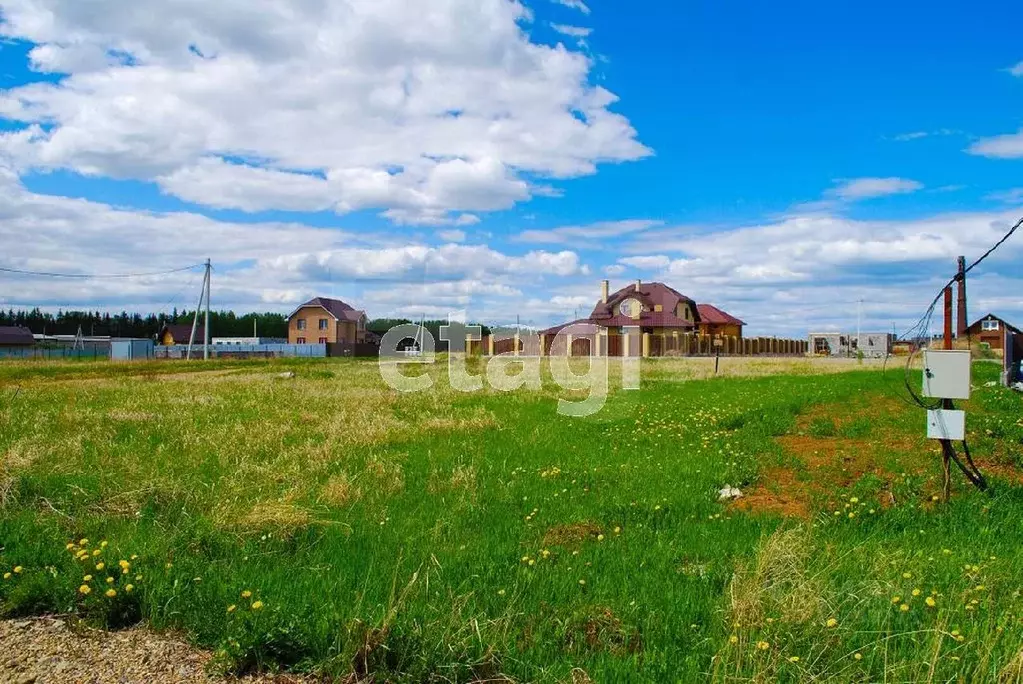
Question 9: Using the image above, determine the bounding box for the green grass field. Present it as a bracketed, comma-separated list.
[1, 356, 1022, 682]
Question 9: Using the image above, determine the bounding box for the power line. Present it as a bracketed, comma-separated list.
[0, 263, 205, 279]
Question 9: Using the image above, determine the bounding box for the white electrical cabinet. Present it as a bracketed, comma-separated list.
[926, 409, 966, 441]
[922, 349, 971, 400]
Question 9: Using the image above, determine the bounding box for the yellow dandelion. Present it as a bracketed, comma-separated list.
[241, 590, 252, 598]
[2, 573, 10, 580]
[135, 575, 143, 581]
[118, 560, 130, 569]
[106, 577, 114, 584]
[912, 588, 921, 597]
[105, 589, 116, 598]
[614, 526, 621, 534]
[756, 641, 770, 651]
[100, 541, 108, 548]
[788, 656, 800, 663]
[578, 579, 586, 585]
[850, 497, 859, 503]
[250, 600, 264, 610]
[892, 595, 901, 604]
[597, 534, 605, 541]
[854, 652, 863, 661]
[130, 555, 138, 560]
[900, 603, 910, 612]
[826, 617, 838, 628]
[92, 550, 101, 557]
[13, 566, 22, 574]
[83, 574, 93, 581]
[528, 559, 535, 566]
[79, 538, 89, 546]
[729, 635, 738, 644]
[65, 543, 75, 551]
[902, 572, 912, 579]
[227, 604, 236, 613]
[122, 568, 129, 575]
[925, 596, 936, 607]
[125, 584, 134, 593]
[79, 585, 91, 595]
[497, 589, 505, 596]
[95, 562, 105, 571]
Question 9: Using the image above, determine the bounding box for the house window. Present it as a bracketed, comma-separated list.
[297, 337, 306, 344]
[318, 337, 327, 344]
[654, 304, 663, 312]
[319, 318, 329, 330]
[297, 319, 307, 330]
[982, 319, 1000, 331]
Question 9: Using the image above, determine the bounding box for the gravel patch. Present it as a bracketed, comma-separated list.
[0, 617, 315, 684]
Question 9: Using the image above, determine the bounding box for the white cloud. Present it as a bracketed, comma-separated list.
[603, 264, 625, 275]
[437, 228, 467, 242]
[551, 24, 592, 38]
[515, 219, 662, 244]
[1007, 61, 1023, 76]
[551, 0, 591, 14]
[827, 177, 923, 201]
[893, 131, 928, 142]
[968, 130, 1023, 159]
[986, 188, 1023, 203]
[0, 0, 649, 224]
[0, 170, 586, 319]
[618, 255, 670, 270]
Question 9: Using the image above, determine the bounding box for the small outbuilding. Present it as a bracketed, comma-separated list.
[0, 326, 36, 348]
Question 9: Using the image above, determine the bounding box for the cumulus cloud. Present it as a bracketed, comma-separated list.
[826, 177, 924, 201]
[618, 255, 670, 270]
[515, 219, 662, 244]
[0, 171, 586, 319]
[968, 130, 1023, 159]
[0, 0, 649, 224]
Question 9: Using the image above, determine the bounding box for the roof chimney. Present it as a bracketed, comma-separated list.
[601, 279, 609, 304]
[956, 256, 967, 338]
[634, 279, 641, 292]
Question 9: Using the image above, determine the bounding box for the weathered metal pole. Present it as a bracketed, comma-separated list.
[956, 256, 967, 339]
[204, 258, 211, 361]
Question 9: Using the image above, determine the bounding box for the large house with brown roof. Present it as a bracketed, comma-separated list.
[965, 313, 1021, 351]
[544, 280, 745, 339]
[287, 297, 367, 345]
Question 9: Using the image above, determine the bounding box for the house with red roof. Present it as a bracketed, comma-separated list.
[543, 280, 744, 339]
[287, 297, 367, 345]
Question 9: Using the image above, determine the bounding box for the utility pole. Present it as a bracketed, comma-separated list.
[204, 258, 211, 361]
[186, 259, 211, 361]
[956, 256, 967, 342]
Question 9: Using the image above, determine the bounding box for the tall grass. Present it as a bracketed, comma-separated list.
[0, 357, 1020, 681]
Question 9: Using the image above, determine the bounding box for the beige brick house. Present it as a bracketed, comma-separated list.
[287, 297, 367, 345]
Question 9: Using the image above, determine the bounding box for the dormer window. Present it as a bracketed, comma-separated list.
[982, 319, 1000, 331]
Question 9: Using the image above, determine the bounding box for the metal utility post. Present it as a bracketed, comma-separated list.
[956, 256, 967, 340]
[185, 264, 207, 361]
[204, 258, 211, 361]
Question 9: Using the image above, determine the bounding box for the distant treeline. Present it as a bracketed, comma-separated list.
[0, 308, 289, 339]
[1, 310, 492, 342]
[367, 318, 493, 342]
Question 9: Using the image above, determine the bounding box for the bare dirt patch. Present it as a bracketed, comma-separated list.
[543, 522, 603, 547]
[734, 394, 929, 518]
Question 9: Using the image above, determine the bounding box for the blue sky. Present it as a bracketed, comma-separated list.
[1, 0, 1022, 334]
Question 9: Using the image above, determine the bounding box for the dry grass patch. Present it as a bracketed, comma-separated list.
[319, 472, 363, 507]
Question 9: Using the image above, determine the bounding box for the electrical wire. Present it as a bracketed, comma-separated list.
[0, 263, 205, 279]
[894, 215, 1022, 492]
